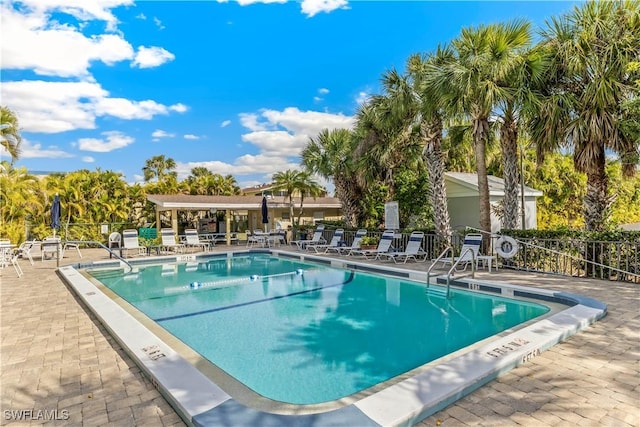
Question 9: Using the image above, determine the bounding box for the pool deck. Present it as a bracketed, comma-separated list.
[1, 246, 638, 426]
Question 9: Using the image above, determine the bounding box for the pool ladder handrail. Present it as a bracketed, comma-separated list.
[64, 240, 133, 273]
[427, 246, 476, 298]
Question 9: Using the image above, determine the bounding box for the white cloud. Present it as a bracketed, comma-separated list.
[313, 96, 323, 102]
[16, 0, 133, 29]
[318, 88, 329, 95]
[355, 91, 369, 106]
[301, 0, 349, 17]
[184, 134, 200, 140]
[77, 131, 134, 152]
[153, 17, 165, 30]
[236, 0, 287, 5]
[1, 4, 135, 78]
[82, 156, 95, 162]
[234, 107, 354, 173]
[221, 120, 231, 128]
[8, 137, 75, 159]
[151, 129, 175, 141]
[170, 103, 188, 113]
[132, 46, 175, 69]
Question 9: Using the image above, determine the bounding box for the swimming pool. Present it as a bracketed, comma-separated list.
[89, 254, 549, 405]
[60, 250, 607, 426]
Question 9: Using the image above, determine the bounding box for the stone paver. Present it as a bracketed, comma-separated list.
[1, 246, 639, 426]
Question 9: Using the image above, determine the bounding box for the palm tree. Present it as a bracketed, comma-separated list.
[295, 171, 325, 226]
[532, 0, 640, 230]
[143, 155, 177, 183]
[1, 106, 22, 163]
[407, 49, 455, 244]
[302, 128, 363, 227]
[427, 21, 534, 243]
[272, 169, 306, 224]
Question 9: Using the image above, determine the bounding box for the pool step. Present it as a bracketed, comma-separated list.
[425, 286, 448, 298]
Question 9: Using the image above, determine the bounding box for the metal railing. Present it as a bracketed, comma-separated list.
[339, 228, 639, 284]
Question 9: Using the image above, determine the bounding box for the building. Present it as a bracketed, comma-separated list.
[445, 172, 543, 233]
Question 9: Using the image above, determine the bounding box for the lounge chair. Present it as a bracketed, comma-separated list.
[1, 243, 23, 278]
[291, 224, 326, 250]
[184, 229, 210, 252]
[438, 233, 482, 271]
[379, 231, 428, 263]
[247, 230, 267, 248]
[351, 230, 395, 259]
[160, 228, 185, 254]
[335, 229, 368, 255]
[122, 229, 147, 257]
[41, 236, 62, 261]
[310, 228, 344, 253]
[16, 240, 39, 265]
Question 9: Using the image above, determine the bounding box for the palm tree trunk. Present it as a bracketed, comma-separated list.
[500, 116, 520, 230]
[583, 148, 610, 231]
[473, 117, 492, 253]
[421, 119, 452, 246]
[334, 175, 361, 228]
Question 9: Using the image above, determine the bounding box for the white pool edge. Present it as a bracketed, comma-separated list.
[58, 252, 606, 427]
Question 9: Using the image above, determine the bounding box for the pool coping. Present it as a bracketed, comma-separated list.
[58, 249, 607, 427]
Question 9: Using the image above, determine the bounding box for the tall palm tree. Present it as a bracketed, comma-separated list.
[272, 169, 306, 224]
[532, 0, 640, 230]
[295, 171, 325, 226]
[143, 155, 177, 183]
[302, 128, 363, 227]
[1, 106, 22, 163]
[427, 21, 534, 243]
[407, 48, 455, 244]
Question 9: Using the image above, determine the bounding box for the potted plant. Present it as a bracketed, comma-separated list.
[359, 235, 380, 250]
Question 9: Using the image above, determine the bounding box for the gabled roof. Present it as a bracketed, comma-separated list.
[445, 172, 543, 198]
[146, 194, 341, 210]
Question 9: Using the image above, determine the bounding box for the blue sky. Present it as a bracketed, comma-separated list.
[1, 0, 579, 190]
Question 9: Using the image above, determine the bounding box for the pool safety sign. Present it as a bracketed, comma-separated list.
[385, 201, 399, 230]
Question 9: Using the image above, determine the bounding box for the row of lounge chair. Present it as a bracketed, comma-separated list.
[293, 226, 488, 268]
[110, 228, 213, 257]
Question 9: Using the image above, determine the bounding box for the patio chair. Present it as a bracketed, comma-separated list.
[160, 228, 185, 254]
[1, 245, 23, 278]
[184, 229, 210, 252]
[122, 229, 147, 257]
[351, 230, 395, 259]
[379, 231, 428, 263]
[310, 228, 344, 253]
[335, 229, 368, 256]
[16, 240, 39, 265]
[437, 233, 483, 271]
[41, 236, 62, 261]
[291, 224, 326, 250]
[247, 230, 267, 248]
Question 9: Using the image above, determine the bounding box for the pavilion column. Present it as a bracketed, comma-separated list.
[155, 209, 161, 235]
[171, 209, 178, 235]
[225, 209, 231, 245]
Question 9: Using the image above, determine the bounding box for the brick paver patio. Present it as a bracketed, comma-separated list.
[1, 247, 638, 426]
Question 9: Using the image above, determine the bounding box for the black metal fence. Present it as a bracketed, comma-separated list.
[332, 228, 639, 284]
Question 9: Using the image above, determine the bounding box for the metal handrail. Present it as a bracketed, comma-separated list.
[63, 240, 133, 272]
[427, 246, 453, 292]
[445, 248, 476, 298]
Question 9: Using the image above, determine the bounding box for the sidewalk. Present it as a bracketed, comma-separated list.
[1, 248, 638, 426]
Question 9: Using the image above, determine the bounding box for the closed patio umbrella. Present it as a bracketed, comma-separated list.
[51, 194, 61, 237]
[261, 196, 269, 231]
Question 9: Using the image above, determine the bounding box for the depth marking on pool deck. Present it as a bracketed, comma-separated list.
[153, 271, 355, 322]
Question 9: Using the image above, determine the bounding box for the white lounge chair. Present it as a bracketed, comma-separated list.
[351, 230, 395, 259]
[16, 240, 39, 265]
[1, 243, 22, 278]
[41, 236, 62, 261]
[184, 229, 210, 252]
[291, 224, 326, 250]
[310, 228, 344, 253]
[438, 233, 483, 271]
[335, 229, 368, 256]
[122, 229, 147, 257]
[379, 231, 428, 263]
[160, 228, 185, 254]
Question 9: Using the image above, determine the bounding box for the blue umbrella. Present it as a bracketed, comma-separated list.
[51, 194, 61, 236]
[261, 196, 269, 231]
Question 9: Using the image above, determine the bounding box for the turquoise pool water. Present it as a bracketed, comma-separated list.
[90, 254, 549, 404]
